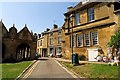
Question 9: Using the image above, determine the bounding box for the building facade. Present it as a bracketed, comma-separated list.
[63, 2, 120, 61]
[1, 21, 37, 62]
[37, 32, 48, 57]
[37, 24, 65, 57]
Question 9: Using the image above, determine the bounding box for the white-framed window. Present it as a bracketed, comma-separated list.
[84, 33, 90, 46]
[58, 29, 62, 35]
[77, 34, 83, 47]
[57, 47, 62, 54]
[70, 35, 76, 47]
[50, 38, 53, 45]
[50, 31, 53, 36]
[50, 48, 54, 54]
[37, 41, 39, 47]
[37, 41, 40, 47]
[75, 13, 80, 25]
[69, 14, 74, 28]
[37, 49, 39, 53]
[58, 37, 62, 44]
[40, 40, 42, 46]
[91, 31, 98, 45]
[88, 7, 94, 22]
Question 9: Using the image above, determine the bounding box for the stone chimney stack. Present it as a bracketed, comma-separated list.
[53, 24, 58, 29]
[46, 28, 50, 31]
[67, 6, 73, 12]
[38, 34, 41, 38]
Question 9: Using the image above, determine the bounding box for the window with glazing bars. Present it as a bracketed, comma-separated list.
[91, 32, 98, 45]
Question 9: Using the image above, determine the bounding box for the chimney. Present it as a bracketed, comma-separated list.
[34, 33, 37, 39]
[38, 34, 41, 38]
[67, 6, 73, 11]
[46, 28, 50, 31]
[53, 24, 58, 29]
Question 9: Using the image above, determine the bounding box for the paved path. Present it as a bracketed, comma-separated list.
[54, 58, 106, 64]
[21, 57, 75, 79]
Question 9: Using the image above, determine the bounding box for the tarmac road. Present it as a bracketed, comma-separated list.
[21, 57, 75, 79]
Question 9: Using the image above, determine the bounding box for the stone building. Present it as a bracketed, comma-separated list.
[37, 29, 49, 57]
[62, 2, 120, 61]
[1, 21, 37, 62]
[37, 24, 65, 57]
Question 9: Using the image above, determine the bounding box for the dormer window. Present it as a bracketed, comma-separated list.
[50, 31, 53, 36]
[50, 38, 53, 45]
[75, 13, 80, 25]
[88, 7, 94, 22]
[58, 29, 62, 35]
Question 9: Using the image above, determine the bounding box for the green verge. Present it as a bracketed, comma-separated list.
[59, 61, 119, 78]
[1, 61, 32, 80]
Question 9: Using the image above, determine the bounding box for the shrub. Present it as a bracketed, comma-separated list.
[79, 54, 86, 61]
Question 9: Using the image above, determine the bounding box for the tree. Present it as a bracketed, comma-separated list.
[107, 30, 120, 50]
[107, 30, 120, 58]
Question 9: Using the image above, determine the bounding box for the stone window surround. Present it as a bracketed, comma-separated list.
[50, 38, 54, 45]
[91, 31, 98, 45]
[40, 40, 42, 46]
[75, 13, 80, 25]
[56, 47, 62, 54]
[84, 32, 90, 46]
[50, 31, 53, 36]
[88, 7, 95, 22]
[70, 31, 99, 48]
[70, 35, 76, 48]
[76, 34, 83, 47]
[58, 29, 62, 35]
[58, 37, 62, 44]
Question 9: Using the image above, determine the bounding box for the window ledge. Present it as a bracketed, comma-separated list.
[92, 44, 99, 46]
[64, 16, 109, 30]
[84, 45, 91, 47]
[88, 20, 95, 22]
[114, 9, 120, 14]
[77, 46, 83, 47]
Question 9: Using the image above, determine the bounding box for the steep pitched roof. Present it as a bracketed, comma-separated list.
[18, 26, 29, 33]
[18, 24, 33, 39]
[0, 20, 8, 33]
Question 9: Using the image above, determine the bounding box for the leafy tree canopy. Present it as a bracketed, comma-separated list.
[107, 30, 120, 50]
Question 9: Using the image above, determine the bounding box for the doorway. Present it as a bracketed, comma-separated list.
[87, 49, 98, 61]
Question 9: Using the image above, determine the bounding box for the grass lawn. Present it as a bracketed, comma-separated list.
[1, 61, 32, 79]
[59, 61, 120, 78]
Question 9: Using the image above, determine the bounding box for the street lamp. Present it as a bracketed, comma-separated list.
[69, 14, 74, 64]
[69, 14, 79, 66]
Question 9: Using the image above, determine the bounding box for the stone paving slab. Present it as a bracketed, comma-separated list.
[53, 58, 106, 64]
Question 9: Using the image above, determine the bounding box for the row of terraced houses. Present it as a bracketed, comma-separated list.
[37, 1, 120, 61]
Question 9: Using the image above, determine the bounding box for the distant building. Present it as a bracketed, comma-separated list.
[63, 2, 120, 61]
[1, 21, 37, 62]
[37, 24, 65, 57]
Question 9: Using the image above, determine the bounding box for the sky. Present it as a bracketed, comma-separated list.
[1, 2, 78, 34]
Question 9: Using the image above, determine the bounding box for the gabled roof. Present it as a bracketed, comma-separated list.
[18, 24, 30, 33]
[18, 24, 33, 38]
[9, 24, 17, 32]
[0, 20, 8, 33]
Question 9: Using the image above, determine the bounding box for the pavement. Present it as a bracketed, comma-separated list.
[18, 57, 78, 80]
[54, 58, 106, 64]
